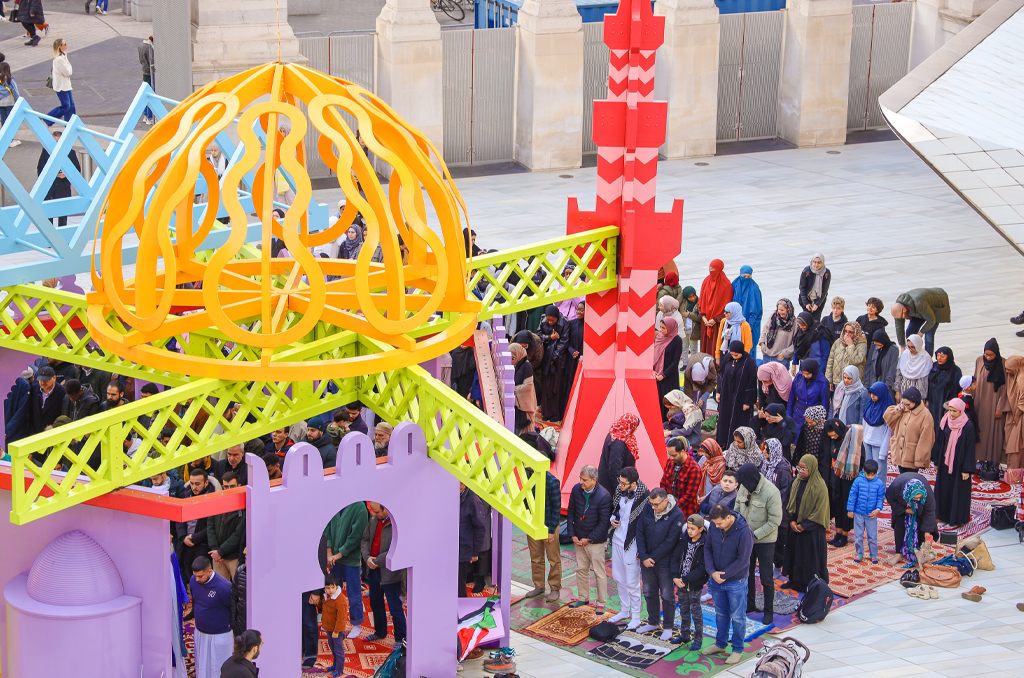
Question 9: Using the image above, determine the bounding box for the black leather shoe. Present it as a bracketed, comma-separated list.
[1012, 313, 1024, 325]
[1017, 329, 1024, 338]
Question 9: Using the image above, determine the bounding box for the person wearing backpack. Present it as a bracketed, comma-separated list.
[702, 504, 754, 665]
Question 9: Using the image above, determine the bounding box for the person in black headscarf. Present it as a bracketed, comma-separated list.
[450, 338, 477, 399]
[823, 419, 854, 547]
[537, 305, 570, 422]
[864, 328, 898, 399]
[463, 227, 481, 257]
[514, 329, 545, 404]
[974, 338, 1009, 470]
[792, 312, 832, 371]
[927, 347, 963, 465]
[563, 300, 585, 415]
[751, 403, 798, 459]
[715, 340, 758, 449]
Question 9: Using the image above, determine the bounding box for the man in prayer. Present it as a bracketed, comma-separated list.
[189, 556, 233, 678]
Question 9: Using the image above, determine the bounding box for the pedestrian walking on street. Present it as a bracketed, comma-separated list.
[0, 54, 23, 148]
[18, 0, 44, 46]
[47, 39, 75, 124]
[138, 35, 155, 124]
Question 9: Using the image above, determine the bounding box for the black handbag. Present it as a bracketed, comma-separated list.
[938, 530, 958, 545]
[990, 504, 1016, 530]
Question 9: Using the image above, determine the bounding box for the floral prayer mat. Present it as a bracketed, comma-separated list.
[823, 526, 954, 598]
[518, 603, 610, 646]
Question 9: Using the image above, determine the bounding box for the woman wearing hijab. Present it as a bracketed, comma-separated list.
[795, 405, 828, 476]
[654, 318, 683, 419]
[683, 352, 718, 405]
[862, 382, 895, 465]
[761, 438, 793, 567]
[957, 375, 981, 445]
[885, 472, 938, 567]
[715, 340, 758, 449]
[598, 414, 640, 495]
[756, 361, 792, 409]
[463, 227, 481, 257]
[511, 343, 537, 434]
[864, 328, 898, 398]
[895, 334, 930, 400]
[825, 322, 867, 391]
[563, 301, 585, 415]
[759, 299, 797, 367]
[537, 306, 570, 422]
[825, 419, 862, 547]
[697, 439, 727, 495]
[662, 390, 704, 450]
[657, 259, 679, 288]
[731, 266, 763, 358]
[782, 454, 830, 592]
[1003, 356, 1024, 470]
[450, 338, 477, 399]
[338, 224, 363, 260]
[927, 347, 963, 465]
[714, 301, 752, 364]
[791, 312, 832, 373]
[698, 259, 733, 354]
[725, 426, 762, 471]
[935, 398, 976, 526]
[832, 365, 868, 426]
[658, 271, 685, 306]
[974, 338, 1010, 470]
[787, 359, 831, 437]
[797, 254, 831, 322]
[751, 403, 798, 457]
[679, 286, 701, 360]
[884, 386, 935, 474]
[655, 295, 685, 336]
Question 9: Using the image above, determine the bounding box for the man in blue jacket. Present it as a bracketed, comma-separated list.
[566, 465, 611, 613]
[635, 487, 685, 641]
[702, 504, 754, 664]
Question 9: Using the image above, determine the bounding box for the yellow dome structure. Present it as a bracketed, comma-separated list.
[86, 63, 481, 381]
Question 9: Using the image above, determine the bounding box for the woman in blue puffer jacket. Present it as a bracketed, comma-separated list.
[787, 359, 831, 437]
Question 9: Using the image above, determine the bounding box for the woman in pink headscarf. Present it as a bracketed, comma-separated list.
[934, 398, 976, 527]
[653, 318, 682, 420]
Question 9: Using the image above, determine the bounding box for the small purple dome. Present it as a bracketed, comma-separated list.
[26, 530, 124, 606]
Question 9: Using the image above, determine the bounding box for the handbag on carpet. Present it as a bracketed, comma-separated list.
[589, 622, 620, 642]
[958, 536, 994, 571]
[1004, 467, 1024, 485]
[918, 562, 962, 588]
[979, 462, 1000, 482]
[938, 530, 958, 546]
[990, 503, 1016, 530]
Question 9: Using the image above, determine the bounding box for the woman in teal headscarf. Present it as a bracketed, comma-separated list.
[732, 265, 763, 360]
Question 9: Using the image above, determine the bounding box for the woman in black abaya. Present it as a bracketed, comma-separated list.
[927, 347, 963, 465]
[537, 305, 569, 422]
[715, 340, 758, 448]
[562, 300, 585, 415]
[782, 454, 831, 592]
[935, 398, 976, 527]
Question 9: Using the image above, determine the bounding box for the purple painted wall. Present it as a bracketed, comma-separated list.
[491, 316, 514, 645]
[0, 492, 173, 678]
[246, 425, 459, 677]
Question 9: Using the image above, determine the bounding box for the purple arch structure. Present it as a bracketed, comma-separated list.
[246, 424, 459, 677]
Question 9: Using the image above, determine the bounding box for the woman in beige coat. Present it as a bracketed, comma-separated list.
[883, 386, 935, 474]
[825, 322, 867, 390]
[1003, 356, 1024, 469]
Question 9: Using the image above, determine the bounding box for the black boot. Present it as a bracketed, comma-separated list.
[762, 612, 774, 627]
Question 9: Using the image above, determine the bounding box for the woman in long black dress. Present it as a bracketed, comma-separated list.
[794, 405, 828, 479]
[536, 305, 569, 422]
[715, 340, 758, 448]
[654, 317, 683, 420]
[935, 398, 976, 527]
[782, 453, 831, 592]
[562, 300, 585, 415]
[825, 419, 863, 547]
[928, 347, 963, 465]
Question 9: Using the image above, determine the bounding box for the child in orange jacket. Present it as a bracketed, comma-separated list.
[321, 574, 350, 676]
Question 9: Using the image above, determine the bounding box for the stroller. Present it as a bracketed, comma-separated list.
[750, 637, 811, 678]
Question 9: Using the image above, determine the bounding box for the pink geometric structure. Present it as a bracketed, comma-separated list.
[246, 427, 459, 678]
[556, 0, 684, 499]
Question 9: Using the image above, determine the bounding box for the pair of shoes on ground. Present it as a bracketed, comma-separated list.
[668, 632, 704, 652]
[908, 584, 939, 599]
[482, 647, 515, 674]
[700, 643, 744, 664]
[852, 554, 879, 564]
[524, 587, 560, 603]
[962, 585, 987, 603]
[322, 664, 346, 677]
[827, 534, 848, 548]
[567, 599, 604, 614]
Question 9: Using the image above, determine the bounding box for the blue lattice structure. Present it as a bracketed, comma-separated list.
[0, 84, 327, 287]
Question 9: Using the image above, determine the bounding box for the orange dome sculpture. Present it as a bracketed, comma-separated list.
[86, 63, 480, 381]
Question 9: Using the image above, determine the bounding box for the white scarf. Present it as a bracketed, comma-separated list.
[898, 334, 931, 380]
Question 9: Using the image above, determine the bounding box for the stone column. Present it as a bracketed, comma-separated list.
[515, 0, 585, 171]
[777, 0, 852, 148]
[376, 0, 444, 154]
[654, 0, 720, 159]
[191, 0, 306, 89]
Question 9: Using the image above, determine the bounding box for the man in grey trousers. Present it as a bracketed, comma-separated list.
[138, 35, 155, 124]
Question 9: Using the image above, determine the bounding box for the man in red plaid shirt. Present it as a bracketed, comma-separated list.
[661, 439, 703, 517]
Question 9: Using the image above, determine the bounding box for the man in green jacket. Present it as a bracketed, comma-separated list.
[891, 288, 949, 356]
[735, 464, 782, 626]
[208, 472, 245, 581]
[325, 501, 369, 638]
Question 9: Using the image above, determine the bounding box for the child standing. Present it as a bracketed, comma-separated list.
[672, 514, 709, 651]
[846, 459, 886, 564]
[321, 574, 350, 677]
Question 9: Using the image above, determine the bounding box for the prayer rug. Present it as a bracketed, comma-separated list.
[823, 527, 953, 598]
[304, 589, 403, 677]
[697, 603, 770, 641]
[586, 628, 678, 670]
[518, 603, 610, 646]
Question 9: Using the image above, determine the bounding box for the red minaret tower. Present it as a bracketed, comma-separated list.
[554, 0, 684, 501]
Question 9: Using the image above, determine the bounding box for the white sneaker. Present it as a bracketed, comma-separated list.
[626, 618, 642, 631]
[8, 140, 20, 148]
[346, 625, 362, 639]
[660, 629, 674, 642]
[636, 624, 658, 634]
[607, 611, 629, 624]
